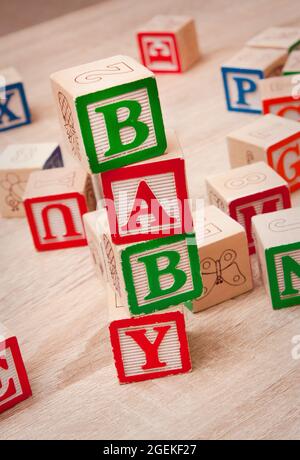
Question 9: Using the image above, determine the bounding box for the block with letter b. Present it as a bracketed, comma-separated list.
[206, 162, 291, 255]
[24, 167, 96, 251]
[253, 207, 300, 309]
[50, 55, 166, 174]
[227, 114, 300, 193]
[137, 15, 200, 73]
[100, 129, 193, 244]
[0, 67, 31, 132]
[221, 47, 287, 114]
[260, 75, 300, 122]
[0, 322, 32, 414]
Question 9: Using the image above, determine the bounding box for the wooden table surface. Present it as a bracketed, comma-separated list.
[1, 0, 300, 440]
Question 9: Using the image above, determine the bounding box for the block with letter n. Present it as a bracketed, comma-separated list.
[50, 55, 166, 174]
[253, 207, 300, 309]
[24, 167, 96, 251]
[221, 47, 287, 114]
[206, 162, 291, 255]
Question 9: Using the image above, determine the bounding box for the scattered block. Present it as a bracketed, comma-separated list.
[0, 322, 31, 414]
[100, 129, 193, 244]
[190, 206, 253, 312]
[206, 162, 291, 255]
[247, 27, 300, 52]
[83, 210, 108, 282]
[23, 167, 96, 251]
[221, 47, 287, 113]
[0, 143, 63, 218]
[0, 67, 31, 132]
[137, 15, 200, 73]
[253, 207, 300, 309]
[86, 208, 202, 316]
[50, 55, 166, 174]
[107, 286, 191, 384]
[260, 74, 300, 121]
[283, 50, 300, 75]
[227, 114, 300, 193]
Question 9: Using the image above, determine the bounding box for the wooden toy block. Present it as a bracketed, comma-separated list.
[23, 167, 96, 251]
[137, 15, 200, 73]
[253, 207, 300, 309]
[206, 162, 291, 255]
[247, 27, 300, 52]
[107, 286, 191, 384]
[100, 129, 193, 244]
[0, 67, 31, 132]
[89, 208, 202, 316]
[227, 114, 300, 193]
[0, 322, 31, 414]
[50, 55, 166, 174]
[189, 206, 253, 312]
[221, 47, 287, 114]
[260, 74, 300, 121]
[0, 143, 63, 218]
[283, 50, 300, 75]
[83, 210, 108, 282]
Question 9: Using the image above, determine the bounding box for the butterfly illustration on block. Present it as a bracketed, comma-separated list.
[58, 92, 81, 161]
[199, 249, 246, 298]
[0, 173, 26, 212]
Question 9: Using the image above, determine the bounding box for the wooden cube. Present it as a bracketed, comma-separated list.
[50, 55, 166, 174]
[260, 75, 300, 121]
[253, 207, 300, 309]
[137, 15, 200, 73]
[83, 210, 108, 282]
[0, 67, 31, 132]
[23, 167, 96, 251]
[221, 47, 287, 114]
[283, 50, 300, 75]
[206, 162, 291, 255]
[247, 27, 300, 52]
[227, 114, 300, 193]
[100, 129, 193, 244]
[85, 208, 202, 316]
[0, 143, 63, 218]
[107, 286, 191, 384]
[190, 206, 253, 312]
[0, 322, 31, 414]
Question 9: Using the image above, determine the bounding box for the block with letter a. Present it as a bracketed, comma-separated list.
[50, 55, 166, 174]
[137, 15, 200, 73]
[100, 129, 193, 244]
[260, 74, 300, 122]
[0, 322, 32, 414]
[221, 47, 287, 114]
[23, 167, 96, 251]
[253, 207, 300, 309]
[227, 114, 300, 193]
[107, 286, 191, 384]
[206, 162, 291, 255]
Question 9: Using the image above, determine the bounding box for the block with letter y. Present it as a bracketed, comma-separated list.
[50, 55, 166, 173]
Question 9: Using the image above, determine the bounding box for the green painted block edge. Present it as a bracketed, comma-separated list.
[76, 77, 167, 173]
[266, 241, 300, 310]
[283, 71, 300, 76]
[289, 40, 300, 53]
[121, 233, 203, 316]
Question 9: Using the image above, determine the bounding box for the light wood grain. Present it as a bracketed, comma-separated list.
[0, 0, 300, 440]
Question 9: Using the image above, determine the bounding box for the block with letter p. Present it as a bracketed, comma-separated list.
[221, 47, 287, 114]
[253, 207, 300, 309]
[51, 55, 166, 174]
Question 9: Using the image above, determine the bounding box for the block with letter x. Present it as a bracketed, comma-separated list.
[24, 167, 96, 251]
[100, 130, 193, 244]
[206, 162, 291, 255]
[84, 209, 202, 315]
[253, 207, 300, 309]
[50, 55, 166, 174]
[0, 322, 32, 414]
[0, 67, 31, 132]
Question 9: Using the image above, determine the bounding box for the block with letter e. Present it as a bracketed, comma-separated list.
[253, 207, 300, 309]
[206, 162, 291, 255]
[24, 167, 96, 251]
[260, 74, 300, 122]
[221, 47, 287, 114]
[100, 129, 193, 244]
[50, 55, 166, 174]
